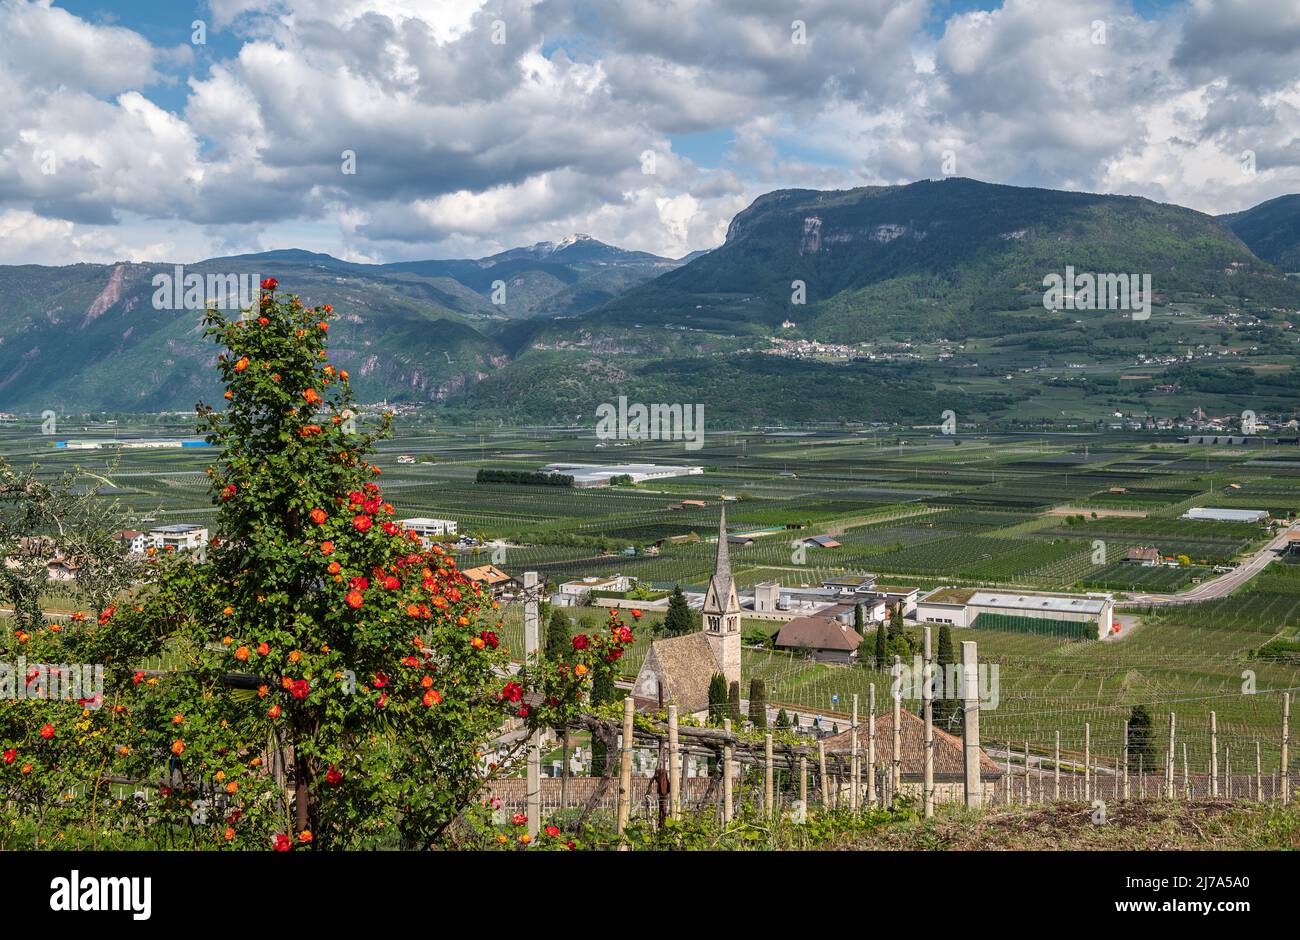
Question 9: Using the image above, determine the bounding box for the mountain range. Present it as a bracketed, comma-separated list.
[3, 178, 1300, 424]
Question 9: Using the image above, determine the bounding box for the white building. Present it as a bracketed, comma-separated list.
[1181, 507, 1269, 523]
[537, 462, 704, 488]
[149, 524, 209, 552]
[554, 574, 636, 606]
[400, 517, 458, 546]
[917, 587, 1114, 640]
[114, 530, 150, 555]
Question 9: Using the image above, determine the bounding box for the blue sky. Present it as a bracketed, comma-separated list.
[2, 0, 1297, 264]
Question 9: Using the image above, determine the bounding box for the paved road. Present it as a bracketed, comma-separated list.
[1125, 524, 1296, 605]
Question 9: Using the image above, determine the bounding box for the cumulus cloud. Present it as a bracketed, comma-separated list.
[1, 0, 1298, 265]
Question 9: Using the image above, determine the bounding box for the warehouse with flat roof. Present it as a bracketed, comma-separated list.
[1181, 507, 1269, 523]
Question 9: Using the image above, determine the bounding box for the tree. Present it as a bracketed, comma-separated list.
[853, 603, 864, 633]
[748, 678, 768, 730]
[728, 680, 743, 725]
[707, 673, 728, 726]
[775, 708, 790, 729]
[545, 608, 571, 663]
[663, 585, 695, 636]
[887, 603, 905, 639]
[88, 281, 630, 851]
[874, 621, 888, 671]
[1127, 705, 1156, 770]
[936, 624, 961, 729]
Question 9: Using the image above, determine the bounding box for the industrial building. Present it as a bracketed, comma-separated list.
[1181, 507, 1269, 523]
[399, 517, 458, 546]
[537, 462, 703, 487]
[917, 587, 1114, 640]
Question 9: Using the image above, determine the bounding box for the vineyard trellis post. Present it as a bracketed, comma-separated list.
[763, 733, 774, 820]
[867, 682, 877, 807]
[1004, 740, 1011, 806]
[1183, 742, 1190, 800]
[722, 718, 734, 823]
[1210, 711, 1219, 798]
[850, 692, 859, 812]
[1084, 722, 1091, 802]
[1255, 740, 1262, 801]
[667, 704, 680, 821]
[922, 626, 934, 818]
[1225, 746, 1232, 800]
[799, 755, 807, 816]
[961, 642, 977, 811]
[891, 655, 902, 796]
[1023, 741, 1030, 803]
[1057, 730, 1063, 801]
[1283, 693, 1291, 806]
[616, 696, 634, 846]
[818, 740, 828, 809]
[524, 570, 541, 840]
[1121, 721, 1129, 801]
[1165, 712, 1176, 800]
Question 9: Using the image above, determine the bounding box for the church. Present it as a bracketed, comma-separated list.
[631, 506, 742, 719]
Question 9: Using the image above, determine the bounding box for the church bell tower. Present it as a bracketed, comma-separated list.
[702, 504, 742, 688]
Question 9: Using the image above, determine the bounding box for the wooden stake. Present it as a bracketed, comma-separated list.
[1166, 712, 1176, 800]
[1122, 721, 1129, 801]
[1004, 740, 1011, 805]
[799, 755, 807, 816]
[616, 696, 634, 845]
[1023, 741, 1031, 804]
[667, 704, 680, 820]
[523, 571, 541, 840]
[850, 693, 860, 812]
[1056, 730, 1063, 801]
[1210, 711, 1219, 798]
[867, 683, 877, 807]
[1283, 693, 1291, 806]
[922, 627, 935, 818]
[1182, 742, 1189, 800]
[1255, 740, 1262, 802]
[722, 718, 734, 823]
[960, 641, 983, 809]
[818, 739, 828, 809]
[764, 733, 774, 819]
[1084, 722, 1091, 802]
[892, 655, 902, 796]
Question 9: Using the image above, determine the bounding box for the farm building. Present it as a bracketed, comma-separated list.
[822, 709, 1002, 803]
[917, 587, 1114, 640]
[1124, 546, 1161, 565]
[553, 574, 636, 606]
[821, 575, 876, 595]
[399, 517, 458, 546]
[632, 508, 742, 717]
[462, 564, 519, 598]
[803, 535, 842, 548]
[773, 613, 864, 663]
[1181, 507, 1269, 523]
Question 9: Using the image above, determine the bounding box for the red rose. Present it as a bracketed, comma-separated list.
[349, 576, 369, 591]
[502, 682, 523, 703]
[372, 672, 389, 688]
[39, 723, 54, 740]
[382, 522, 399, 535]
[345, 590, 364, 609]
[512, 813, 527, 826]
[99, 606, 115, 624]
[352, 515, 372, 532]
[2, 750, 15, 764]
[481, 631, 499, 649]
[273, 833, 292, 851]
[545, 825, 559, 838]
[325, 765, 343, 786]
[221, 484, 237, 501]
[260, 278, 278, 291]
[382, 575, 399, 590]
[348, 491, 365, 505]
[571, 635, 589, 651]
[133, 671, 145, 685]
[310, 508, 328, 525]
[291, 679, 310, 699]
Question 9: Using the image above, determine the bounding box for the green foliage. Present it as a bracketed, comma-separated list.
[748, 678, 767, 730]
[663, 585, 696, 636]
[475, 468, 574, 487]
[707, 673, 728, 726]
[1127, 705, 1157, 770]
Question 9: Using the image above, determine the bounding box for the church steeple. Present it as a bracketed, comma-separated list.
[702, 503, 741, 688]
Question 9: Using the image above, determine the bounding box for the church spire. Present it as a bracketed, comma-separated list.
[714, 503, 731, 584]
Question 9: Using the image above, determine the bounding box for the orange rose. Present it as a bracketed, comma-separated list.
[171, 740, 186, 755]
[235, 646, 250, 661]
[234, 357, 249, 372]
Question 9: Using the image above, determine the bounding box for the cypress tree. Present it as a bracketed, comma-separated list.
[707, 673, 728, 726]
[1128, 704, 1156, 769]
[887, 603, 904, 639]
[936, 624, 960, 728]
[874, 621, 888, 670]
[748, 677, 768, 730]
[853, 603, 864, 633]
[728, 680, 742, 725]
[775, 708, 790, 729]
[545, 608, 571, 662]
